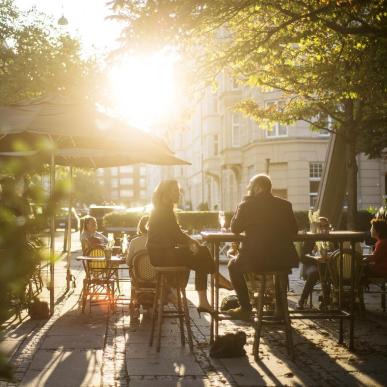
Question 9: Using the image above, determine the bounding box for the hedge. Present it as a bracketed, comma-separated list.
[103, 209, 375, 234]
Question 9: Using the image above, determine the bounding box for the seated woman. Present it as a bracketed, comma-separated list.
[364, 218, 387, 277]
[146, 179, 230, 315]
[126, 215, 149, 268]
[80, 216, 108, 255]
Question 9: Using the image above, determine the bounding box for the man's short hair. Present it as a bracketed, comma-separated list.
[250, 174, 272, 192]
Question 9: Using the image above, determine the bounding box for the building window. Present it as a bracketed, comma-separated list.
[120, 166, 133, 173]
[265, 100, 288, 138]
[120, 189, 134, 198]
[120, 178, 133, 185]
[111, 179, 118, 188]
[213, 134, 219, 156]
[232, 114, 241, 147]
[111, 167, 118, 176]
[140, 166, 147, 176]
[140, 177, 146, 187]
[309, 162, 323, 208]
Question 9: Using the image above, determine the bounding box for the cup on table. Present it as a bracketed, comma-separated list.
[104, 248, 112, 260]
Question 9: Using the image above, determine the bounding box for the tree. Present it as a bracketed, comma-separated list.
[111, 0, 387, 228]
[0, 1, 101, 379]
[0, 0, 100, 104]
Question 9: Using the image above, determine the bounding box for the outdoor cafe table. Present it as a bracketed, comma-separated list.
[201, 230, 366, 351]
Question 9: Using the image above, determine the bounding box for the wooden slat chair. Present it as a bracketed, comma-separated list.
[129, 249, 157, 319]
[327, 249, 365, 311]
[81, 247, 116, 313]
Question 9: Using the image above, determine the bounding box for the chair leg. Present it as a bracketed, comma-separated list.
[253, 274, 266, 360]
[279, 274, 295, 360]
[382, 282, 386, 312]
[181, 285, 194, 352]
[81, 279, 88, 313]
[176, 277, 185, 346]
[149, 274, 161, 347]
[156, 275, 166, 352]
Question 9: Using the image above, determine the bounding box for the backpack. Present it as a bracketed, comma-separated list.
[28, 299, 49, 320]
[209, 331, 247, 358]
[220, 294, 240, 311]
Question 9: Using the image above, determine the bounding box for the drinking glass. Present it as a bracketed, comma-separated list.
[218, 211, 226, 231]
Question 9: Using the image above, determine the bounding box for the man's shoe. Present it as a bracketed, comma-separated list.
[225, 307, 251, 321]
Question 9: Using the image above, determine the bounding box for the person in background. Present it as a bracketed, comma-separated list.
[146, 179, 231, 316]
[364, 218, 387, 277]
[126, 215, 149, 267]
[80, 216, 108, 255]
[227, 242, 240, 260]
[226, 174, 299, 321]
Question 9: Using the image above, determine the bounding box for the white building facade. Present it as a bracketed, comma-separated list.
[149, 74, 387, 212]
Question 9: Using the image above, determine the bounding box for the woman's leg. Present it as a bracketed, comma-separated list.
[299, 265, 319, 306]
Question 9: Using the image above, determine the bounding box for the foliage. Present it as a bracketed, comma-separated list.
[0, 0, 100, 104]
[0, 155, 68, 380]
[111, 0, 387, 228]
[103, 211, 143, 229]
[55, 168, 104, 207]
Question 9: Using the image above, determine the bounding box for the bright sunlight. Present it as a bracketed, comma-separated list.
[108, 52, 178, 131]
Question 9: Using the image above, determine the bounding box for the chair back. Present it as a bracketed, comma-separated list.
[86, 247, 106, 269]
[131, 249, 157, 285]
[328, 249, 363, 287]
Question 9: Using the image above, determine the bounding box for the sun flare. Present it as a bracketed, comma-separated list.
[108, 52, 177, 131]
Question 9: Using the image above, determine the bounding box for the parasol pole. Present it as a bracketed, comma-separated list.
[65, 165, 73, 291]
[49, 152, 56, 315]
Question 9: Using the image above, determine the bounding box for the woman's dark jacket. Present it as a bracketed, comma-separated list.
[231, 192, 299, 271]
[146, 207, 190, 263]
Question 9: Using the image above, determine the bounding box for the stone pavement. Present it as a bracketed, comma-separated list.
[1, 236, 387, 386]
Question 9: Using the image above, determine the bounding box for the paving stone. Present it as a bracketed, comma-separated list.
[126, 357, 204, 376]
[40, 334, 104, 350]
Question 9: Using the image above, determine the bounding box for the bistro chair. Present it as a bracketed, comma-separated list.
[327, 249, 365, 311]
[363, 276, 387, 312]
[129, 249, 157, 319]
[252, 270, 295, 360]
[149, 266, 193, 353]
[81, 247, 116, 313]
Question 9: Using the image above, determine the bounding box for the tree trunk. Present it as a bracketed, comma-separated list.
[346, 138, 358, 230]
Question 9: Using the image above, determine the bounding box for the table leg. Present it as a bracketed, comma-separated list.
[210, 242, 215, 344]
[349, 241, 356, 351]
[214, 242, 220, 339]
[338, 242, 344, 344]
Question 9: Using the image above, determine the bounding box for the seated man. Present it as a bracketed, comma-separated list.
[226, 174, 299, 320]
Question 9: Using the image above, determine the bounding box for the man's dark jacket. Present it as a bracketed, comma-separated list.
[230, 192, 299, 271]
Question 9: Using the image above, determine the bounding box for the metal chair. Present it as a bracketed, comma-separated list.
[129, 249, 157, 319]
[252, 271, 295, 360]
[81, 247, 116, 313]
[327, 249, 365, 311]
[149, 266, 193, 353]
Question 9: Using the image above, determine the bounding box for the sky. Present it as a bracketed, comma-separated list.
[14, 0, 180, 131]
[14, 0, 121, 55]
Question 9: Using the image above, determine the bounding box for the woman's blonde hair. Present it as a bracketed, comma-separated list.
[152, 180, 179, 209]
